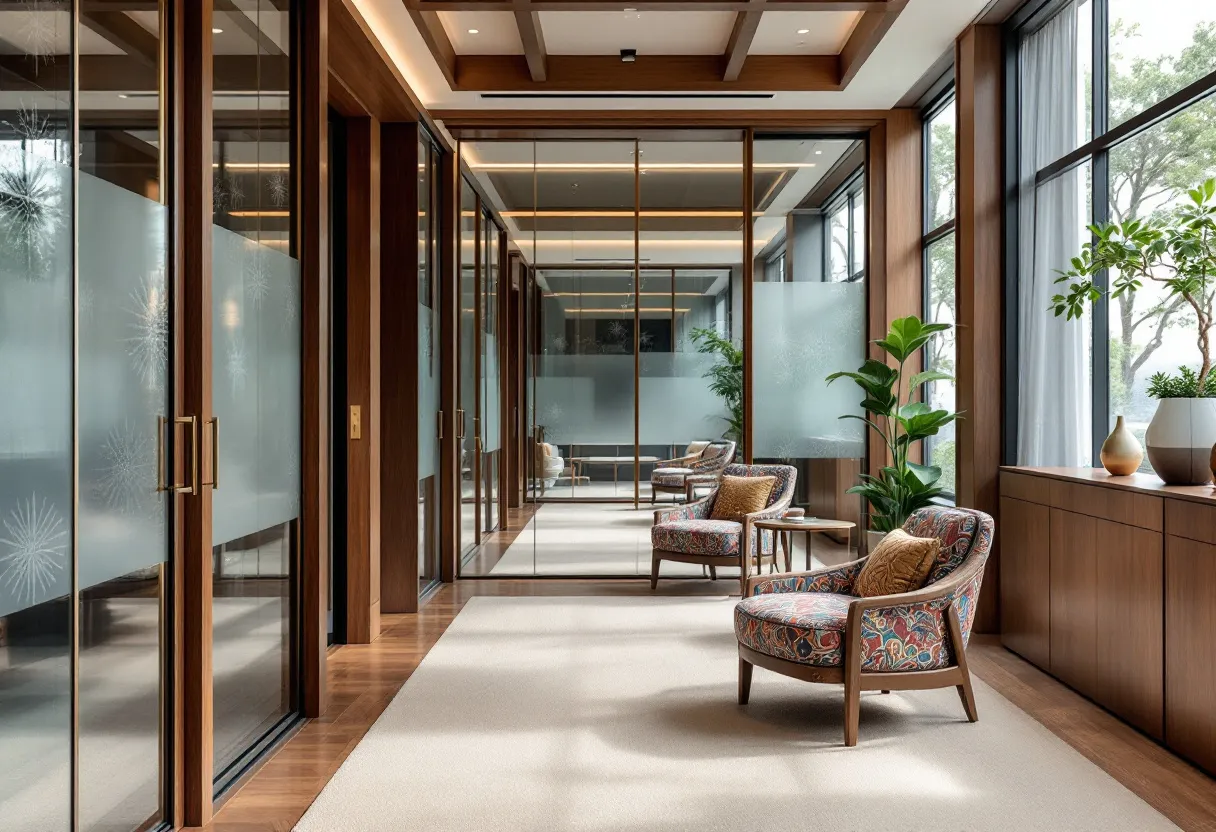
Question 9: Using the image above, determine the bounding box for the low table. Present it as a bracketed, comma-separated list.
[570, 456, 660, 488]
[752, 516, 857, 573]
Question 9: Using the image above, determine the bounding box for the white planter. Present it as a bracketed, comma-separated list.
[1144, 397, 1216, 485]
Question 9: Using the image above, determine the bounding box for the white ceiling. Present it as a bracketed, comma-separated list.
[750, 11, 860, 55]
[441, 11, 523, 55]
[538, 11, 737, 56]
[351, 0, 990, 111]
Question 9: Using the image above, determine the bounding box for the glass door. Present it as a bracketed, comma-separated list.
[417, 134, 442, 592]
[210, 0, 301, 789]
[459, 178, 479, 560]
[481, 210, 501, 534]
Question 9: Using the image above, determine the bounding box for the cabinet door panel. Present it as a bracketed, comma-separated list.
[1050, 508, 1098, 695]
[1094, 520, 1163, 738]
[1000, 497, 1050, 668]
[1166, 535, 1216, 774]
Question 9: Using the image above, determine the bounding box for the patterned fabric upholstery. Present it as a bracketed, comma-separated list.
[651, 467, 693, 487]
[735, 593, 851, 666]
[734, 506, 994, 671]
[652, 520, 745, 556]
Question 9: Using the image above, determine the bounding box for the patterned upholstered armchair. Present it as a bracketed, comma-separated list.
[733, 506, 994, 746]
[650, 463, 795, 593]
[649, 440, 737, 504]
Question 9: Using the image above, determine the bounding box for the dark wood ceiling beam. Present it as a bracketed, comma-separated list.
[722, 2, 763, 82]
[455, 54, 837, 91]
[0, 54, 286, 92]
[838, 0, 905, 87]
[513, 0, 548, 82]
[406, 6, 459, 87]
[81, 10, 159, 67]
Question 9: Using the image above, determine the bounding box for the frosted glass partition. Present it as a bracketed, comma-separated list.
[211, 227, 302, 546]
[639, 352, 727, 444]
[752, 281, 866, 460]
[419, 302, 439, 479]
[535, 355, 636, 445]
[484, 333, 500, 452]
[78, 172, 168, 590]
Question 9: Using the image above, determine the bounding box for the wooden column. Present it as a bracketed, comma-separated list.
[380, 122, 421, 611]
[298, 0, 330, 720]
[176, 0, 214, 825]
[956, 24, 1004, 634]
[866, 111, 924, 480]
[344, 117, 381, 643]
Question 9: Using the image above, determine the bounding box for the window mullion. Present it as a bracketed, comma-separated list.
[1090, 0, 1111, 463]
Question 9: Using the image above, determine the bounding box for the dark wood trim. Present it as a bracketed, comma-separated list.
[327, 0, 426, 123]
[440, 147, 461, 582]
[407, 6, 458, 88]
[497, 229, 511, 525]
[742, 128, 754, 463]
[473, 195, 484, 544]
[380, 122, 423, 611]
[179, 0, 215, 824]
[514, 1, 549, 83]
[298, 0, 331, 723]
[344, 117, 382, 644]
[633, 139, 641, 507]
[454, 54, 839, 92]
[722, 5, 763, 82]
[838, 2, 906, 87]
[409, 0, 896, 10]
[956, 25, 1003, 635]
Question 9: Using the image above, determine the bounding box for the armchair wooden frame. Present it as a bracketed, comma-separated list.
[650, 483, 793, 594]
[650, 441, 736, 504]
[738, 549, 985, 747]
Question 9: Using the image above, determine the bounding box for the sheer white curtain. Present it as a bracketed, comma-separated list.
[1017, 3, 1092, 466]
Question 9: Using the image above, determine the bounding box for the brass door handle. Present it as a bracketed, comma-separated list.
[203, 417, 219, 489]
[156, 416, 168, 493]
[456, 408, 466, 439]
[160, 415, 199, 495]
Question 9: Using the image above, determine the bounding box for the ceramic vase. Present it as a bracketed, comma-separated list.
[1144, 398, 1216, 485]
[1100, 415, 1144, 476]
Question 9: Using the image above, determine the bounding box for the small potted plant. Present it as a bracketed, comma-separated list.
[826, 316, 959, 543]
[1052, 179, 1216, 485]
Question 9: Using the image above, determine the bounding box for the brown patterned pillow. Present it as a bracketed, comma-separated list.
[709, 475, 776, 522]
[855, 529, 941, 598]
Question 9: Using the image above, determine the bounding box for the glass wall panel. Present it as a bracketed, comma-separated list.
[459, 178, 478, 559]
[0, 3, 73, 828]
[77, 7, 170, 820]
[924, 98, 958, 496]
[482, 210, 500, 532]
[752, 138, 866, 555]
[418, 135, 441, 590]
[210, 0, 300, 785]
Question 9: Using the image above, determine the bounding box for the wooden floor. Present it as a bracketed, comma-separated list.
[204, 510, 1216, 832]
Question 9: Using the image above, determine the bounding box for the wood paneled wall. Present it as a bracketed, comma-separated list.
[866, 110, 924, 485]
[380, 123, 422, 613]
[345, 117, 382, 642]
[956, 23, 1004, 634]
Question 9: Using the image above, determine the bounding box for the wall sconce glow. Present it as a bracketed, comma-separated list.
[213, 27, 224, 34]
[223, 299, 240, 330]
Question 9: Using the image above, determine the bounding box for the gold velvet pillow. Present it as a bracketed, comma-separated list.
[709, 475, 776, 522]
[855, 529, 941, 598]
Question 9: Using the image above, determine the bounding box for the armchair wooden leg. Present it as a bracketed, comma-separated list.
[738, 657, 753, 705]
[946, 601, 979, 723]
[708, 565, 718, 581]
[650, 555, 661, 590]
[843, 676, 860, 747]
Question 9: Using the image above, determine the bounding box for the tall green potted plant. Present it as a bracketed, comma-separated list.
[1052, 179, 1216, 484]
[826, 316, 959, 536]
[690, 327, 743, 451]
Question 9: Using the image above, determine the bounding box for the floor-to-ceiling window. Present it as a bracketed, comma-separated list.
[1010, 0, 1216, 466]
[751, 136, 868, 538]
[923, 90, 958, 496]
[1, 2, 173, 829]
[210, 0, 301, 790]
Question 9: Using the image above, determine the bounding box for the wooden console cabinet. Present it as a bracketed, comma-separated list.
[1000, 467, 1216, 774]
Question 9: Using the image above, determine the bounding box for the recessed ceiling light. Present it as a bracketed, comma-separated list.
[624, 7, 637, 11]
[815, 149, 823, 155]
[797, 28, 809, 34]
[212, 27, 223, 34]
[468, 28, 479, 34]
[118, 93, 129, 99]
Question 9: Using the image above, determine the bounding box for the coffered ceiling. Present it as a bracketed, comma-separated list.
[351, 0, 992, 111]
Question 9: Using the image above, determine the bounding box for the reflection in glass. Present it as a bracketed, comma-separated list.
[210, 0, 300, 785]
[418, 135, 442, 589]
[482, 210, 501, 532]
[752, 138, 866, 549]
[924, 234, 958, 494]
[459, 178, 479, 559]
[0, 3, 73, 829]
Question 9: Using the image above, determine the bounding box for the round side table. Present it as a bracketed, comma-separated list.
[752, 517, 857, 573]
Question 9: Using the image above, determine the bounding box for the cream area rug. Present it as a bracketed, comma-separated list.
[294, 597, 1177, 832]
